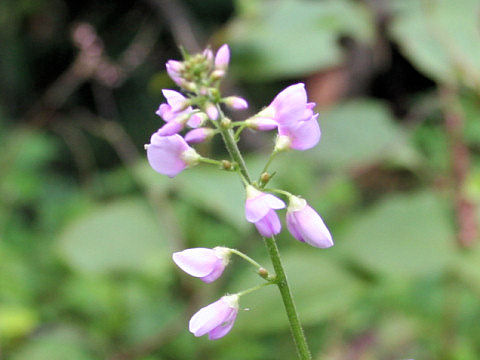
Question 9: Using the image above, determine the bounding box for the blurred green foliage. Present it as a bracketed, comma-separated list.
[1, 0, 480, 359]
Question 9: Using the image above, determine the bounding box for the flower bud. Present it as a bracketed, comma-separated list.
[172, 247, 230, 283]
[220, 117, 231, 128]
[224, 96, 248, 110]
[286, 195, 333, 248]
[221, 160, 232, 170]
[210, 69, 226, 81]
[258, 267, 269, 279]
[260, 172, 271, 183]
[146, 133, 199, 178]
[205, 103, 219, 120]
[245, 117, 278, 131]
[245, 185, 286, 237]
[189, 294, 239, 340]
[214, 44, 230, 71]
[185, 128, 215, 144]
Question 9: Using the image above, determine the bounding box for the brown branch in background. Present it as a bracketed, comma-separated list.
[440, 87, 478, 248]
[146, 0, 203, 53]
[26, 20, 157, 128]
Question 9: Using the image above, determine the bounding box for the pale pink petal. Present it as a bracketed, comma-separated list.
[254, 209, 282, 237]
[187, 113, 203, 128]
[200, 261, 226, 283]
[214, 44, 230, 70]
[263, 194, 286, 210]
[278, 114, 320, 151]
[286, 212, 305, 242]
[189, 298, 232, 337]
[156, 121, 184, 136]
[172, 248, 221, 277]
[248, 117, 278, 131]
[162, 89, 187, 110]
[292, 205, 333, 248]
[156, 103, 173, 121]
[245, 196, 271, 223]
[185, 128, 211, 144]
[147, 134, 189, 177]
[208, 308, 238, 340]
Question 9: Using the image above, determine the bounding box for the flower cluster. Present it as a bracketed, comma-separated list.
[146, 44, 333, 341]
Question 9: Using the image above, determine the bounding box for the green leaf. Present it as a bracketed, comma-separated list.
[0, 306, 38, 340]
[231, 249, 362, 333]
[57, 198, 170, 275]
[388, 0, 480, 86]
[227, 0, 374, 80]
[176, 167, 247, 231]
[314, 99, 414, 169]
[338, 191, 456, 277]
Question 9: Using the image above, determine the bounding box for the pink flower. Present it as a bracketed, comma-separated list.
[245, 185, 285, 237]
[276, 114, 321, 151]
[253, 83, 321, 150]
[189, 295, 239, 340]
[172, 247, 230, 283]
[146, 133, 200, 178]
[155, 89, 202, 136]
[185, 128, 215, 144]
[166, 60, 183, 86]
[286, 195, 333, 248]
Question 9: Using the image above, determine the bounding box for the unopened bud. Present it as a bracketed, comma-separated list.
[210, 69, 226, 81]
[221, 160, 232, 170]
[214, 44, 230, 71]
[258, 268, 269, 279]
[205, 103, 219, 120]
[224, 96, 248, 110]
[260, 172, 270, 183]
[181, 80, 197, 92]
[220, 117, 231, 128]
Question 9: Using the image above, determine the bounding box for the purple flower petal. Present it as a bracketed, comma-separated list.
[278, 114, 321, 151]
[214, 44, 230, 70]
[200, 260, 226, 283]
[146, 133, 191, 178]
[254, 209, 282, 237]
[250, 117, 278, 131]
[185, 128, 213, 144]
[286, 196, 333, 248]
[189, 295, 239, 338]
[172, 248, 222, 277]
[208, 308, 238, 340]
[156, 121, 184, 136]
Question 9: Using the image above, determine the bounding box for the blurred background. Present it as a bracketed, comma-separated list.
[1, 0, 480, 359]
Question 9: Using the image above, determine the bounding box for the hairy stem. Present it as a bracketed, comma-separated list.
[216, 109, 312, 360]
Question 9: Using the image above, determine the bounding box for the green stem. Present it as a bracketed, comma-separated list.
[236, 282, 274, 297]
[229, 248, 264, 270]
[263, 236, 311, 359]
[199, 156, 223, 166]
[261, 150, 278, 175]
[216, 107, 312, 360]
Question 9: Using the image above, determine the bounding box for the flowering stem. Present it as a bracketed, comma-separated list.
[236, 281, 274, 297]
[198, 156, 224, 166]
[264, 188, 293, 198]
[229, 248, 264, 270]
[234, 124, 248, 141]
[215, 107, 312, 360]
[261, 150, 279, 177]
